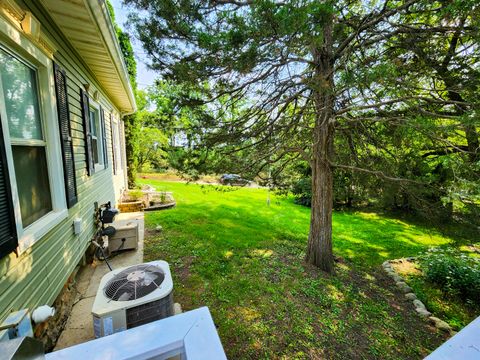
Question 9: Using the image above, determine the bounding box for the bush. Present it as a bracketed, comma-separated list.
[291, 177, 312, 207]
[291, 172, 367, 208]
[128, 189, 144, 201]
[419, 248, 480, 303]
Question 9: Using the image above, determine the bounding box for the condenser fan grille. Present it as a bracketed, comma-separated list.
[104, 264, 165, 301]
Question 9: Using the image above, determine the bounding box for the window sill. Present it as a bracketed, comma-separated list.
[17, 208, 68, 254]
[94, 164, 105, 173]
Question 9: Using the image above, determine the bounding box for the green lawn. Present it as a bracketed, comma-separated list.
[140, 178, 467, 359]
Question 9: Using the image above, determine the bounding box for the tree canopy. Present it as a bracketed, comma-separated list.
[125, 0, 480, 271]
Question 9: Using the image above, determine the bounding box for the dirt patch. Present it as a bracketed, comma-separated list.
[177, 256, 195, 281]
[392, 259, 422, 277]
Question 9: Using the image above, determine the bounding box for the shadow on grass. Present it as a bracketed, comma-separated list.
[147, 198, 454, 268]
[141, 180, 456, 359]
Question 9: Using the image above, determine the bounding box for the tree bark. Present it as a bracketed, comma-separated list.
[305, 17, 335, 273]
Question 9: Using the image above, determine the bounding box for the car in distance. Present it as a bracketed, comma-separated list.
[219, 174, 250, 186]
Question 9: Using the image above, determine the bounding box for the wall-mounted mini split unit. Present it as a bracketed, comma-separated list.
[92, 260, 174, 338]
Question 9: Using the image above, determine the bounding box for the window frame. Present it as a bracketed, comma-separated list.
[111, 115, 122, 175]
[88, 99, 105, 173]
[119, 121, 126, 172]
[0, 21, 67, 254]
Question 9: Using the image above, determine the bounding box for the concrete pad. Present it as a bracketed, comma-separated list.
[83, 262, 111, 298]
[64, 297, 95, 330]
[54, 212, 145, 351]
[54, 297, 94, 350]
[75, 265, 95, 297]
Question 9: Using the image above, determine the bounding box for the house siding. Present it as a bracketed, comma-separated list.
[0, 0, 128, 322]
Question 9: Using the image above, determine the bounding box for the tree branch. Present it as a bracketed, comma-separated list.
[331, 163, 425, 184]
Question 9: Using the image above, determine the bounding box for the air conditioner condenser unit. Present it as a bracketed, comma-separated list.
[108, 222, 139, 252]
[91, 260, 174, 338]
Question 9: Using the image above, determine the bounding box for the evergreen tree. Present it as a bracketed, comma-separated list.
[125, 0, 479, 272]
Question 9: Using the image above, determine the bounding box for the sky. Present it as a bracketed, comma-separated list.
[110, 0, 157, 89]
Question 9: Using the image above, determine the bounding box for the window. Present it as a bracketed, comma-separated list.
[0, 48, 52, 227]
[81, 94, 107, 176]
[89, 104, 103, 167]
[0, 40, 67, 253]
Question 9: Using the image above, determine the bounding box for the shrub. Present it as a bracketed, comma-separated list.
[419, 248, 480, 303]
[291, 177, 312, 207]
[128, 189, 144, 201]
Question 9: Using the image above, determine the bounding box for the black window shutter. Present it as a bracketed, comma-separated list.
[53, 63, 78, 208]
[80, 89, 95, 176]
[0, 120, 18, 258]
[100, 107, 108, 168]
[110, 113, 117, 175]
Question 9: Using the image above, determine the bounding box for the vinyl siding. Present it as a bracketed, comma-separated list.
[0, 0, 128, 321]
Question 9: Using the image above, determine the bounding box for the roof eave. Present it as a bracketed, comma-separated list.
[86, 0, 136, 114]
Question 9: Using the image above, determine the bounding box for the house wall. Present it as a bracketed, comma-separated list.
[0, 0, 128, 322]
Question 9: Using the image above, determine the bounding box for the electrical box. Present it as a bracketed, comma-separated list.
[73, 218, 82, 235]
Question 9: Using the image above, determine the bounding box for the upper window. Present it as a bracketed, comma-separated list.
[0, 48, 52, 228]
[89, 102, 104, 169]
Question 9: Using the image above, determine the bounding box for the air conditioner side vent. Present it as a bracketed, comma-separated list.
[126, 293, 174, 329]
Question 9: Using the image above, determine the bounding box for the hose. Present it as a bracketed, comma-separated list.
[92, 240, 113, 271]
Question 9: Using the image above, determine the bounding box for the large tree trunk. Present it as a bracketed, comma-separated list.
[306, 114, 334, 272]
[305, 17, 335, 273]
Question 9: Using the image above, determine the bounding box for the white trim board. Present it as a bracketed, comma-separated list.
[45, 307, 227, 360]
[425, 315, 480, 360]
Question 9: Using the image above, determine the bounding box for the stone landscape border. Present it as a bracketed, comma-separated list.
[382, 258, 454, 335]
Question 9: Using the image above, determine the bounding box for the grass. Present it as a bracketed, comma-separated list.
[139, 178, 473, 359]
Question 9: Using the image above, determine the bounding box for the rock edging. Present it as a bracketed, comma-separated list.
[382, 259, 454, 335]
